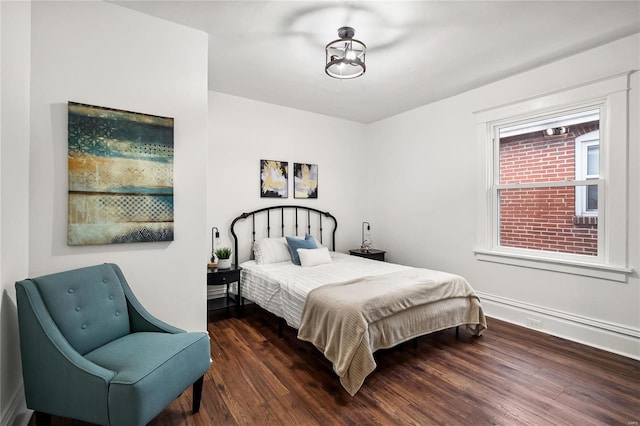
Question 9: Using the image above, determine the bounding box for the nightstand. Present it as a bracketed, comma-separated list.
[206, 266, 242, 318]
[349, 248, 386, 262]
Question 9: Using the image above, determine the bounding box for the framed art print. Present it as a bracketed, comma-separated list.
[67, 102, 174, 245]
[260, 159, 288, 198]
[294, 163, 318, 199]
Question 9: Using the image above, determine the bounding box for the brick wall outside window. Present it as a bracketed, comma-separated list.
[499, 121, 599, 256]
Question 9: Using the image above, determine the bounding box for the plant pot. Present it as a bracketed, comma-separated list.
[217, 258, 232, 269]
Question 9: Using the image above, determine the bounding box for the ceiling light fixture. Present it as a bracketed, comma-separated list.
[325, 26, 366, 79]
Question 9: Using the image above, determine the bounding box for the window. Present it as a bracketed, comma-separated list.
[474, 72, 632, 282]
[497, 109, 600, 257]
[575, 130, 600, 217]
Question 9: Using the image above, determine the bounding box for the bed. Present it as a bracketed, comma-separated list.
[231, 205, 486, 396]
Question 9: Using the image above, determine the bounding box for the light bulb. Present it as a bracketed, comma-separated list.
[346, 50, 356, 61]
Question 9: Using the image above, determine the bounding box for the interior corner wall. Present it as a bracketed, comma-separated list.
[365, 34, 640, 359]
[1, 2, 31, 425]
[29, 2, 209, 332]
[207, 91, 368, 257]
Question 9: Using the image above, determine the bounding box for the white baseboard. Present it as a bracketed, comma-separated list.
[477, 291, 640, 360]
[1, 382, 30, 426]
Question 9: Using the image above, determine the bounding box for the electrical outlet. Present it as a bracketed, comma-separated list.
[527, 318, 542, 329]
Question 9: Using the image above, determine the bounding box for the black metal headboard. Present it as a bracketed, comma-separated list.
[230, 205, 338, 268]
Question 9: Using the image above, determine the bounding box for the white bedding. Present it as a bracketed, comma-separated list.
[240, 252, 411, 329]
[241, 250, 487, 395]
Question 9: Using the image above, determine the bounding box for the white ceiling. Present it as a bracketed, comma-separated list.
[114, 1, 640, 123]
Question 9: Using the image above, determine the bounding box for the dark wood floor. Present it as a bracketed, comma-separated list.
[33, 305, 639, 425]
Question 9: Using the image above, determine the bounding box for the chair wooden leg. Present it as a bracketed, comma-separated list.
[192, 375, 204, 413]
[35, 411, 51, 426]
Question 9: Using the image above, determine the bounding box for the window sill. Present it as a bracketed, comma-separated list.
[473, 249, 633, 282]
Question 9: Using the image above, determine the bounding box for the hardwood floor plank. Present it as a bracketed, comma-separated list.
[555, 382, 639, 424]
[422, 354, 559, 425]
[31, 308, 640, 426]
[440, 340, 613, 425]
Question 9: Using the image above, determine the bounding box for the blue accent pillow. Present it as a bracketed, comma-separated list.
[304, 233, 321, 247]
[286, 236, 318, 265]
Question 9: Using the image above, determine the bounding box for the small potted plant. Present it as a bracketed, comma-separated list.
[214, 247, 232, 269]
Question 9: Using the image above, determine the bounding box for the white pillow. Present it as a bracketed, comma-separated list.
[253, 237, 291, 264]
[297, 247, 332, 267]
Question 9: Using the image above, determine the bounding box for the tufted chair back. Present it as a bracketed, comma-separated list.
[30, 264, 131, 355]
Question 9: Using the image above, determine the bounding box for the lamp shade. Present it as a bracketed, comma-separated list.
[325, 27, 366, 79]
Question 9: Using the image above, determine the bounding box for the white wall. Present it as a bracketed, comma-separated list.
[1, 2, 31, 424]
[28, 0, 209, 334]
[366, 34, 640, 359]
[3, 2, 209, 423]
[207, 92, 368, 259]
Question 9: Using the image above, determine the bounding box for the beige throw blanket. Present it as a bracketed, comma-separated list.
[297, 269, 486, 396]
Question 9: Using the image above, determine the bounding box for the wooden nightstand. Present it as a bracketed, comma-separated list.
[206, 266, 242, 318]
[349, 249, 386, 262]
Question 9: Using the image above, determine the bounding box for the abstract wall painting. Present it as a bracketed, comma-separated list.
[260, 159, 288, 198]
[294, 163, 318, 199]
[67, 102, 174, 245]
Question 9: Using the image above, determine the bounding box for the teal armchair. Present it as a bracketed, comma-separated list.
[15, 263, 210, 425]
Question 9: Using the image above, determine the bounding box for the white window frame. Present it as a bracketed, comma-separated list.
[494, 106, 604, 260]
[473, 72, 633, 282]
[574, 131, 600, 217]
